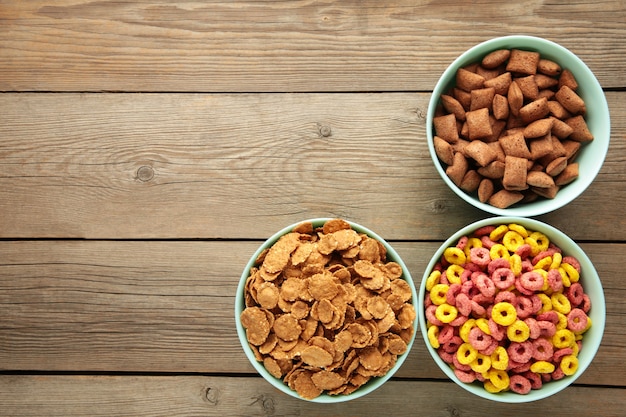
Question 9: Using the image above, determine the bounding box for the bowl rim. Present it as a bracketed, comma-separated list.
[426, 35, 611, 217]
[418, 216, 606, 402]
[235, 218, 419, 403]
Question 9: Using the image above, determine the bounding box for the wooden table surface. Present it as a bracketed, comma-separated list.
[1, 1, 625, 416]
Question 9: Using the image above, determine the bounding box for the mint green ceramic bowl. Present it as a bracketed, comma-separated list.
[427, 35, 610, 216]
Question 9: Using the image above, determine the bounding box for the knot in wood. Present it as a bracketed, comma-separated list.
[318, 124, 332, 137]
[136, 165, 154, 182]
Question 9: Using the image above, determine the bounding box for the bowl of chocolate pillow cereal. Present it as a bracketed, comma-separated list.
[427, 35, 610, 216]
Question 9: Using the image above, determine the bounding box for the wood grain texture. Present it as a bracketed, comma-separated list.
[1, 92, 624, 240]
[1, 0, 625, 92]
[1, 375, 624, 417]
[1, 240, 623, 387]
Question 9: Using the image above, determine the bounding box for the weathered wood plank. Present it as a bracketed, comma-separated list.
[1, 241, 623, 387]
[1, 0, 625, 92]
[1, 92, 624, 240]
[0, 375, 624, 417]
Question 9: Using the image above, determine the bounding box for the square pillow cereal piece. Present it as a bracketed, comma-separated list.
[465, 108, 493, 140]
[506, 49, 540, 75]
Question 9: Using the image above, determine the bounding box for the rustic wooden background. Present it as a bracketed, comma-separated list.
[1, 1, 625, 416]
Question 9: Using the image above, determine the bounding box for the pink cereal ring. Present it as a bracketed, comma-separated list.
[495, 290, 517, 304]
[521, 259, 534, 273]
[529, 294, 543, 314]
[553, 347, 573, 364]
[456, 235, 468, 250]
[515, 243, 532, 259]
[426, 304, 444, 326]
[460, 268, 473, 283]
[452, 351, 473, 371]
[524, 317, 541, 339]
[581, 294, 591, 313]
[464, 262, 481, 273]
[479, 339, 498, 356]
[492, 268, 516, 290]
[547, 268, 564, 293]
[442, 336, 463, 354]
[522, 371, 543, 390]
[514, 277, 535, 296]
[541, 372, 552, 383]
[437, 348, 454, 364]
[473, 225, 496, 237]
[480, 236, 496, 249]
[566, 283, 584, 307]
[468, 327, 493, 350]
[454, 369, 476, 383]
[473, 273, 496, 298]
[532, 338, 554, 361]
[488, 318, 506, 341]
[520, 271, 545, 292]
[537, 320, 557, 338]
[537, 310, 559, 324]
[488, 257, 511, 274]
[567, 308, 589, 332]
[455, 293, 472, 317]
[437, 324, 455, 344]
[551, 367, 566, 381]
[471, 300, 486, 317]
[562, 256, 581, 273]
[470, 247, 491, 267]
[446, 283, 462, 305]
[514, 296, 535, 319]
[509, 374, 532, 394]
[449, 315, 468, 327]
[507, 341, 533, 364]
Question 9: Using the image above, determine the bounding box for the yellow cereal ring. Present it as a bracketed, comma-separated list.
[446, 264, 464, 285]
[435, 303, 458, 324]
[426, 270, 441, 291]
[508, 223, 529, 237]
[537, 293, 552, 313]
[489, 225, 509, 242]
[524, 236, 541, 257]
[488, 369, 510, 391]
[555, 311, 568, 330]
[490, 346, 509, 370]
[503, 231, 525, 252]
[571, 340, 580, 356]
[529, 231, 550, 252]
[444, 247, 466, 265]
[534, 256, 553, 271]
[489, 244, 510, 261]
[470, 353, 492, 374]
[507, 320, 530, 342]
[561, 263, 580, 284]
[530, 360, 556, 374]
[551, 292, 572, 314]
[560, 355, 579, 376]
[463, 237, 483, 258]
[475, 318, 491, 335]
[491, 302, 517, 326]
[460, 318, 476, 343]
[483, 380, 503, 393]
[550, 252, 563, 270]
[553, 329, 575, 349]
[509, 254, 523, 276]
[558, 267, 572, 287]
[430, 283, 450, 305]
[456, 342, 478, 365]
[427, 324, 440, 349]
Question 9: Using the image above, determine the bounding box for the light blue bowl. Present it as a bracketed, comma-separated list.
[419, 216, 606, 402]
[236, 218, 418, 402]
[427, 35, 610, 216]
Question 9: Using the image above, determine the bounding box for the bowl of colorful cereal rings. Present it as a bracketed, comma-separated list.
[427, 35, 610, 216]
[236, 218, 418, 402]
[418, 216, 605, 402]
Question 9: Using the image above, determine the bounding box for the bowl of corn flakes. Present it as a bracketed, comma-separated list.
[419, 216, 605, 402]
[427, 35, 610, 216]
[235, 218, 418, 402]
